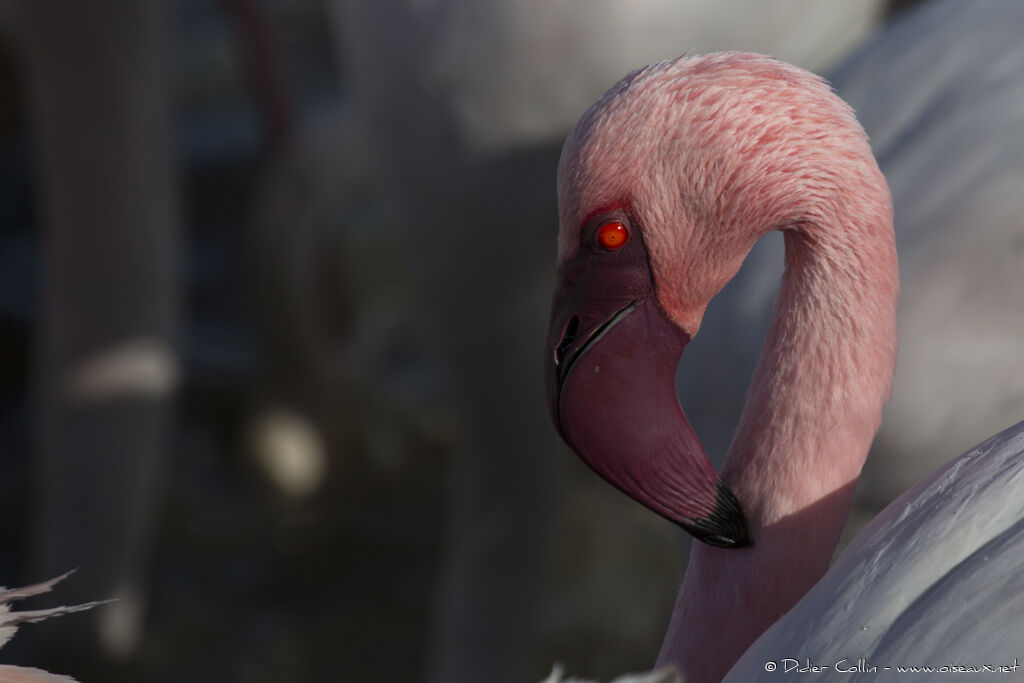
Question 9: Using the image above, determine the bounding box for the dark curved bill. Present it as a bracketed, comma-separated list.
[547, 290, 750, 548]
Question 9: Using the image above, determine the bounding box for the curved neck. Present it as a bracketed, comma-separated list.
[657, 220, 899, 682]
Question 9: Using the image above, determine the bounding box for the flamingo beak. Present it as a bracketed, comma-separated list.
[545, 253, 751, 548]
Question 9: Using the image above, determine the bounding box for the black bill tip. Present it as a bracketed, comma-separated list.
[682, 481, 752, 549]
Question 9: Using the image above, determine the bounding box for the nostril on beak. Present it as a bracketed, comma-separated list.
[554, 316, 580, 367]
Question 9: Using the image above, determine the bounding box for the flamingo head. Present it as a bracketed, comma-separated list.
[545, 52, 888, 548]
[545, 200, 750, 547]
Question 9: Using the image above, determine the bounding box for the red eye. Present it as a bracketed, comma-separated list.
[596, 221, 629, 250]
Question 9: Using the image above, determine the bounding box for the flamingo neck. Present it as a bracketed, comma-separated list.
[658, 220, 899, 682]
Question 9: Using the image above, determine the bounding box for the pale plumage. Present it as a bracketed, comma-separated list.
[729, 419, 1024, 681]
[0, 572, 106, 683]
[540, 662, 681, 683]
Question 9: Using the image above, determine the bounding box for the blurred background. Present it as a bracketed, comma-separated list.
[1, 0, 1023, 681]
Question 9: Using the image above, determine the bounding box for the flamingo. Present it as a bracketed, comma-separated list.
[331, 4, 890, 680]
[329, 3, 893, 681]
[545, 51, 1024, 683]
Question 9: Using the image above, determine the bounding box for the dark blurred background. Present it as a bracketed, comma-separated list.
[2, 1, 1023, 682]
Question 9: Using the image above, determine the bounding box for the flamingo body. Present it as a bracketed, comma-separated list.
[730, 418, 1024, 680]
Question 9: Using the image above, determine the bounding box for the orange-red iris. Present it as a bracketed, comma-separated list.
[596, 221, 628, 250]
